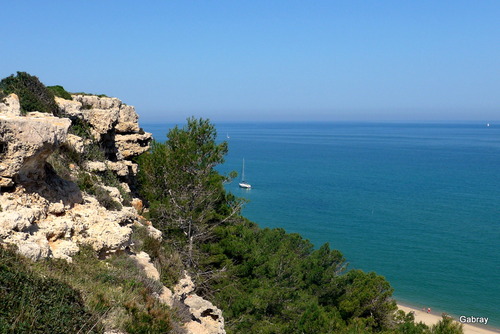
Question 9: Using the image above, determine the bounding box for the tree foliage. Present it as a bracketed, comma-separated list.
[199, 220, 399, 333]
[432, 315, 464, 334]
[0, 71, 61, 115]
[138, 117, 243, 266]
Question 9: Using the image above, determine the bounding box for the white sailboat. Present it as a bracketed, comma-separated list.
[238, 158, 251, 189]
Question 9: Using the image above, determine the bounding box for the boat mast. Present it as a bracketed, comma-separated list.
[241, 158, 245, 181]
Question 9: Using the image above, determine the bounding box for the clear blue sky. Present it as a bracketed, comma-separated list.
[1, 1, 499, 122]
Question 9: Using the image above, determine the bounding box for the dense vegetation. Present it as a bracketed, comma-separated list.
[138, 118, 242, 268]
[0, 72, 61, 115]
[202, 223, 395, 333]
[0, 242, 187, 334]
[47, 85, 72, 100]
[137, 117, 464, 333]
[0, 247, 99, 333]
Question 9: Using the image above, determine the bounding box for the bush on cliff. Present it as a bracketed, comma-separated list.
[0, 72, 61, 115]
[47, 85, 72, 100]
[0, 247, 101, 333]
[75, 92, 109, 97]
[0, 244, 187, 334]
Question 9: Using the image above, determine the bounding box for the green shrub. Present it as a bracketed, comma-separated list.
[20, 246, 185, 333]
[0, 247, 102, 333]
[432, 315, 464, 334]
[68, 117, 93, 139]
[123, 297, 174, 334]
[72, 91, 109, 98]
[76, 171, 98, 193]
[83, 141, 107, 162]
[47, 151, 72, 181]
[0, 72, 60, 115]
[195, 219, 401, 333]
[47, 85, 72, 100]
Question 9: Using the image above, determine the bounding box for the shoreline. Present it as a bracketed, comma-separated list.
[397, 303, 500, 334]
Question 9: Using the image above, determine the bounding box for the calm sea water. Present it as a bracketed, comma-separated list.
[144, 122, 500, 328]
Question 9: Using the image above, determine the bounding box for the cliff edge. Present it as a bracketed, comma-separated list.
[0, 91, 225, 334]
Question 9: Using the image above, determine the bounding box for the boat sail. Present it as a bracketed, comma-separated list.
[238, 158, 251, 189]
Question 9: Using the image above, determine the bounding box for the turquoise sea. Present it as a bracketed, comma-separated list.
[144, 122, 500, 329]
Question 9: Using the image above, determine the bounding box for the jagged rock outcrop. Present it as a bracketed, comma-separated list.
[83, 160, 138, 177]
[130, 251, 160, 280]
[131, 252, 226, 334]
[0, 93, 21, 116]
[1, 92, 226, 333]
[0, 93, 151, 261]
[0, 99, 71, 185]
[56, 95, 152, 161]
[56, 95, 152, 189]
[0, 182, 138, 261]
[65, 133, 86, 154]
[114, 133, 152, 160]
[184, 295, 225, 334]
[172, 273, 225, 334]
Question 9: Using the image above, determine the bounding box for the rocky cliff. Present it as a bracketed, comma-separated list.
[0, 93, 225, 334]
[0, 93, 151, 261]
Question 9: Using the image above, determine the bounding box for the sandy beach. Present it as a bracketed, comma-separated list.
[398, 304, 500, 334]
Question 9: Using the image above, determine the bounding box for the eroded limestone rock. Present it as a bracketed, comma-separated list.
[65, 134, 85, 154]
[184, 294, 225, 334]
[83, 161, 107, 172]
[0, 93, 21, 116]
[116, 104, 139, 133]
[54, 97, 82, 118]
[0, 112, 71, 184]
[115, 132, 152, 159]
[106, 161, 132, 177]
[146, 225, 162, 241]
[0, 186, 138, 260]
[0, 177, 13, 187]
[49, 239, 79, 262]
[0, 93, 152, 261]
[55, 94, 152, 162]
[131, 251, 160, 280]
[128, 258, 226, 334]
[82, 108, 120, 141]
[73, 95, 121, 110]
[175, 271, 196, 297]
[174, 272, 225, 334]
